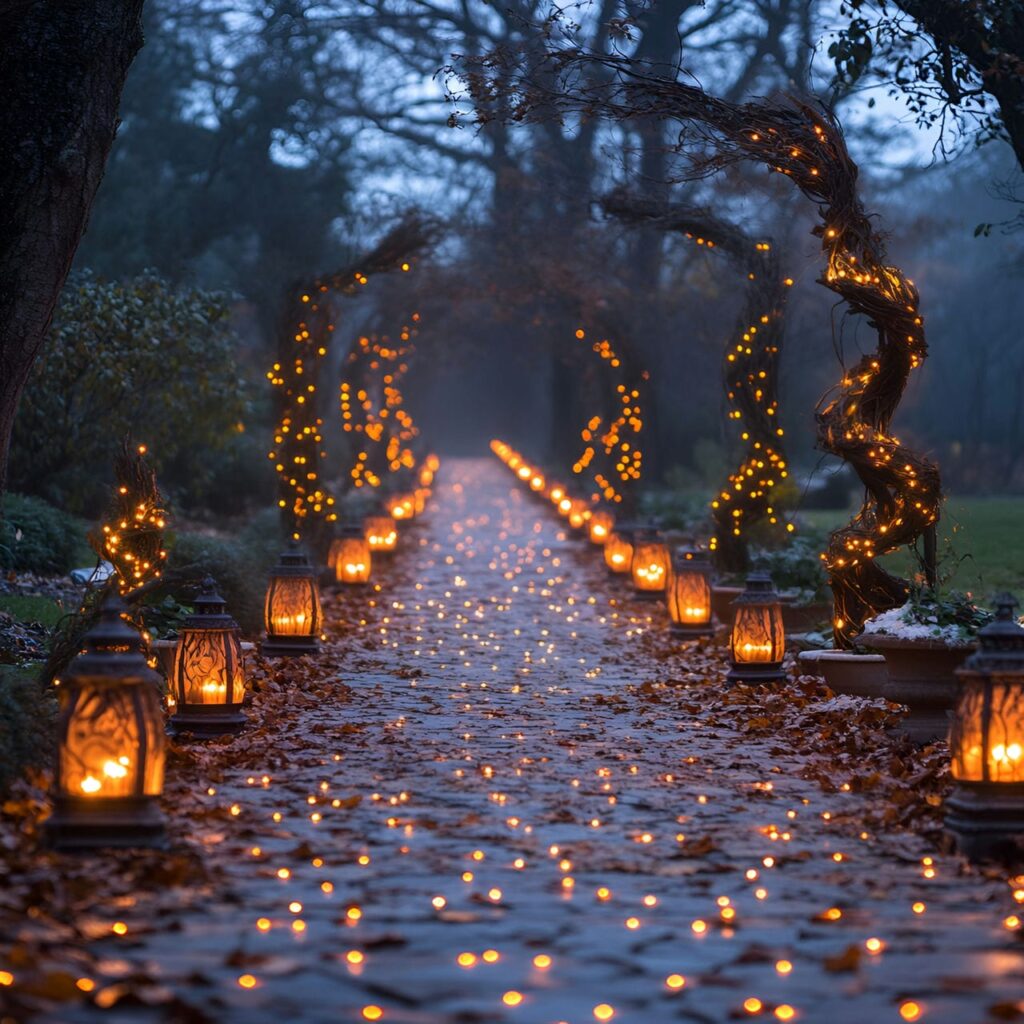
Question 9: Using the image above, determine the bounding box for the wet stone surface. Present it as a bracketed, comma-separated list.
[3, 457, 1024, 1023]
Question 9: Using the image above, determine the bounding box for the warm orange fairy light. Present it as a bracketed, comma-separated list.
[899, 1002, 922, 1022]
[502, 991, 523, 1007]
[593, 1005, 615, 1021]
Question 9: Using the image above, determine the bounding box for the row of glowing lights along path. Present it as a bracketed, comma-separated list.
[13, 450, 1024, 1020]
[43, 453, 440, 850]
[492, 439, 788, 683]
[491, 438, 1024, 854]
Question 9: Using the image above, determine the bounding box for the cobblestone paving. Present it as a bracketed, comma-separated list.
[6, 457, 1024, 1024]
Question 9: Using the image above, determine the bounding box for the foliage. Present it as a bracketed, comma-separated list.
[8, 271, 253, 516]
[829, 1, 1024, 188]
[751, 536, 830, 604]
[90, 440, 168, 594]
[166, 510, 283, 636]
[0, 664, 56, 797]
[0, 494, 86, 574]
[863, 584, 993, 644]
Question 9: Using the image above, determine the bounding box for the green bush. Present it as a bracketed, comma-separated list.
[0, 664, 56, 796]
[167, 510, 282, 635]
[8, 270, 256, 516]
[0, 493, 86, 574]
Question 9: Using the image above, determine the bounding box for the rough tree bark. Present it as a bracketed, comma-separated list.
[0, 0, 146, 495]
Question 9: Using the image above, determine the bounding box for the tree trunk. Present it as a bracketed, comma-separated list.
[0, 1, 146, 495]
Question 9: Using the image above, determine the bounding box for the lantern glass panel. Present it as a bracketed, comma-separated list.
[265, 576, 321, 637]
[589, 511, 614, 545]
[334, 537, 372, 583]
[365, 515, 397, 553]
[731, 603, 785, 664]
[58, 682, 165, 799]
[632, 542, 670, 592]
[604, 533, 633, 573]
[668, 566, 712, 626]
[951, 677, 1024, 783]
[173, 628, 244, 705]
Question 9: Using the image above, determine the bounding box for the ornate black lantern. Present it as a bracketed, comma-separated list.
[168, 578, 246, 736]
[726, 572, 786, 684]
[329, 523, 373, 584]
[262, 542, 322, 657]
[667, 549, 714, 638]
[947, 594, 1024, 861]
[46, 596, 166, 849]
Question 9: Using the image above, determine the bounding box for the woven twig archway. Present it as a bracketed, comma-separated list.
[602, 189, 791, 572]
[268, 214, 439, 546]
[453, 50, 941, 645]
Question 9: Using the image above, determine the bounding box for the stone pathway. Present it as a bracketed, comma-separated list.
[3, 457, 1024, 1024]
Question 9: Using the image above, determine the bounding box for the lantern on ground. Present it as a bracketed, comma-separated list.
[46, 596, 166, 849]
[365, 514, 398, 555]
[168, 578, 246, 736]
[414, 488, 430, 514]
[727, 572, 786, 684]
[947, 594, 1024, 861]
[604, 527, 634, 575]
[631, 526, 670, 596]
[331, 524, 372, 585]
[589, 510, 614, 545]
[568, 500, 590, 532]
[262, 542, 322, 657]
[516, 464, 532, 483]
[529, 472, 546, 493]
[549, 484, 566, 505]
[667, 550, 714, 637]
[391, 493, 415, 520]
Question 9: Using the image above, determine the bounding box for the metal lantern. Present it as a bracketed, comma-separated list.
[390, 493, 415, 520]
[567, 500, 589, 532]
[331, 524, 372, 585]
[262, 542, 322, 657]
[549, 485, 566, 505]
[727, 572, 786, 684]
[365, 514, 398, 555]
[604, 527, 634, 575]
[631, 526, 670, 596]
[168, 578, 246, 736]
[516, 463, 532, 482]
[46, 596, 166, 849]
[667, 550, 714, 637]
[947, 594, 1024, 861]
[414, 488, 430, 514]
[589, 510, 614, 545]
[529, 472, 546, 493]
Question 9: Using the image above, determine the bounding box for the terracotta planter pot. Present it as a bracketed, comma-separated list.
[711, 586, 743, 626]
[782, 600, 832, 633]
[859, 634, 976, 744]
[797, 650, 888, 698]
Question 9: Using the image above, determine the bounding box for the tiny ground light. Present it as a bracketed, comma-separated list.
[947, 594, 1024, 860]
[167, 577, 247, 736]
[45, 596, 166, 850]
[589, 509, 614, 545]
[331, 523, 373, 585]
[630, 525, 670, 596]
[604, 525, 635, 575]
[365, 514, 398, 554]
[261, 541, 322, 657]
[666, 549, 714, 638]
[726, 571, 786, 684]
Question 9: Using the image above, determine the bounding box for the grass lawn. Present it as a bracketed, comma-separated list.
[799, 495, 1024, 600]
[0, 594, 67, 628]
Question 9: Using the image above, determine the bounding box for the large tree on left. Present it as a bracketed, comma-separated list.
[0, 0, 145, 495]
